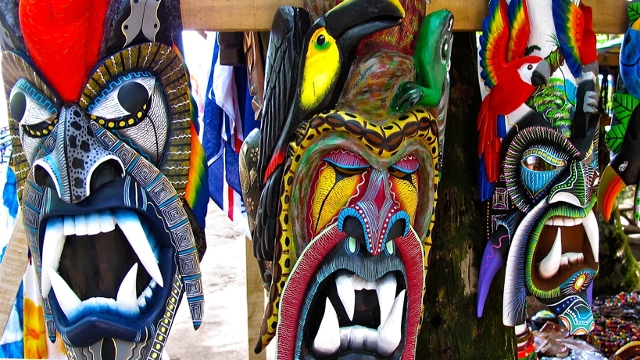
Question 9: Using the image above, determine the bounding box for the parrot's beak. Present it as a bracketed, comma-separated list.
[324, 0, 405, 49]
[531, 60, 550, 86]
[598, 165, 627, 220]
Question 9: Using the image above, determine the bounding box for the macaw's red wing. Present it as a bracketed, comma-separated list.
[552, 0, 585, 78]
[507, 0, 530, 62]
[477, 96, 502, 183]
[479, 0, 509, 90]
[19, 0, 109, 102]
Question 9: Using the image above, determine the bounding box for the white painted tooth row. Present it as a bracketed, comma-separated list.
[311, 290, 406, 357]
[42, 210, 163, 299]
[335, 272, 398, 324]
[48, 262, 156, 322]
[98, 210, 116, 233]
[62, 211, 116, 237]
[41, 209, 164, 323]
[545, 217, 584, 226]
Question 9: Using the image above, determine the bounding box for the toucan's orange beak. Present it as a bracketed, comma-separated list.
[598, 165, 627, 220]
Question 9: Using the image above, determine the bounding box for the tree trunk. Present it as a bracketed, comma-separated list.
[415, 32, 516, 359]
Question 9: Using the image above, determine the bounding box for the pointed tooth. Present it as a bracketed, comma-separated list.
[311, 298, 340, 356]
[99, 210, 115, 233]
[583, 211, 599, 262]
[49, 267, 82, 321]
[63, 215, 75, 236]
[113, 210, 164, 288]
[539, 228, 562, 280]
[377, 289, 405, 356]
[376, 273, 397, 326]
[74, 214, 87, 236]
[117, 263, 140, 318]
[41, 218, 65, 298]
[86, 213, 101, 235]
[335, 272, 355, 321]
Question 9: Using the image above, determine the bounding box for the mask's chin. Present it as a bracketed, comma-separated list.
[277, 224, 425, 359]
[38, 183, 177, 347]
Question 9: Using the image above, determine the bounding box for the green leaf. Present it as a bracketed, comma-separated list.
[613, 93, 640, 128]
[606, 123, 628, 154]
[629, 3, 640, 25]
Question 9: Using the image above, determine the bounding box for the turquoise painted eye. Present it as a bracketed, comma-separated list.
[385, 240, 394, 255]
[346, 236, 359, 255]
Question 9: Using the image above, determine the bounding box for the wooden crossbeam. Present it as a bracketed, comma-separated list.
[181, 0, 628, 33]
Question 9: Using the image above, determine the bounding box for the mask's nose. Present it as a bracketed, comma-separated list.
[33, 104, 124, 203]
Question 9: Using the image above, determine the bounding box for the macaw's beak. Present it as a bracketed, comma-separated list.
[324, 0, 405, 50]
[598, 165, 627, 221]
[532, 60, 550, 86]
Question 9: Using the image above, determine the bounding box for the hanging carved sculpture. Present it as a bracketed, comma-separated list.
[475, 0, 599, 358]
[599, 3, 640, 226]
[1, 0, 208, 358]
[240, 0, 453, 358]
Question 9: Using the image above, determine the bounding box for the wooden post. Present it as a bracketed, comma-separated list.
[246, 237, 266, 360]
[415, 32, 516, 359]
[0, 212, 27, 340]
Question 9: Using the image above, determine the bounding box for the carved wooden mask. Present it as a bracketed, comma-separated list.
[1, 0, 208, 358]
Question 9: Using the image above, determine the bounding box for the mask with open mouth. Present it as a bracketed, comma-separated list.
[240, 1, 453, 358]
[2, 0, 208, 358]
[475, 0, 600, 354]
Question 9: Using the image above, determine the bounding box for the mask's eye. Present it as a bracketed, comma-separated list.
[390, 155, 419, 181]
[22, 114, 57, 138]
[10, 79, 59, 138]
[88, 75, 155, 129]
[322, 150, 370, 177]
[521, 152, 565, 171]
[520, 147, 567, 197]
